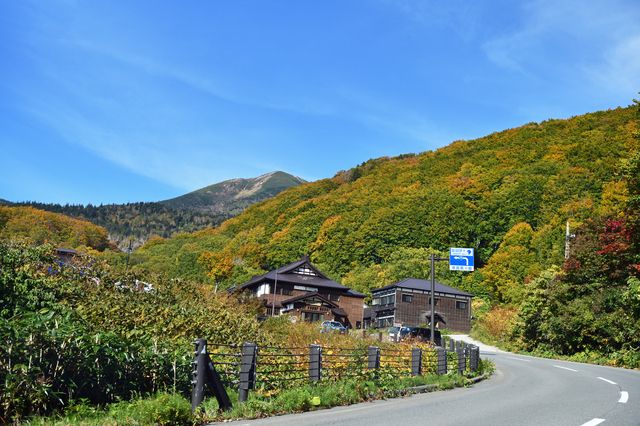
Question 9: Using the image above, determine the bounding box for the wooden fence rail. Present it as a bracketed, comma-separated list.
[191, 338, 480, 413]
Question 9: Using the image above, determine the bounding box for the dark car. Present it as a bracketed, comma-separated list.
[398, 327, 442, 346]
[319, 320, 347, 333]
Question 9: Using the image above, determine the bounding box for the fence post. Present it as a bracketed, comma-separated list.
[411, 347, 422, 376]
[239, 342, 257, 403]
[368, 346, 380, 370]
[449, 338, 455, 351]
[309, 344, 322, 381]
[378, 332, 382, 342]
[457, 345, 465, 375]
[437, 347, 447, 375]
[469, 346, 479, 372]
[191, 338, 207, 413]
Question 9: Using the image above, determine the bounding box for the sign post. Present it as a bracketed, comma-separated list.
[449, 248, 474, 272]
[428, 248, 475, 344]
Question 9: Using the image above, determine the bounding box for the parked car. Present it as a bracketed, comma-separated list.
[388, 326, 403, 341]
[398, 327, 442, 346]
[319, 320, 347, 333]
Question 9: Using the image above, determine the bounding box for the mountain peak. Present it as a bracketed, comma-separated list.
[161, 171, 306, 215]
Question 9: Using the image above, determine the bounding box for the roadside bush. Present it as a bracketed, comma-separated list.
[0, 242, 265, 423]
[111, 392, 192, 426]
[471, 305, 519, 345]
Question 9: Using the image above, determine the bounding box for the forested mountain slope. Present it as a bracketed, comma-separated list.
[2, 171, 305, 251]
[128, 104, 639, 298]
[0, 205, 111, 251]
[0, 201, 223, 250]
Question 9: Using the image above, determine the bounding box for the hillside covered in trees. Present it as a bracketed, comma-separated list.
[2, 171, 305, 251]
[0, 205, 111, 251]
[124, 103, 638, 299]
[4, 101, 637, 368]
[0, 201, 224, 250]
[117, 99, 640, 367]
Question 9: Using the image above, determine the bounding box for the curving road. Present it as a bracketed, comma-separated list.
[215, 338, 640, 426]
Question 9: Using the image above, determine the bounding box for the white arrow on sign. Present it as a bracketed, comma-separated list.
[454, 256, 469, 265]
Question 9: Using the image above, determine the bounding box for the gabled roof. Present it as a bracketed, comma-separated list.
[344, 289, 366, 298]
[280, 292, 338, 308]
[239, 255, 353, 292]
[371, 278, 475, 298]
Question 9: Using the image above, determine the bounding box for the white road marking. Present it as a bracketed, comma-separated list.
[581, 419, 605, 426]
[619, 391, 629, 403]
[553, 365, 578, 372]
[506, 357, 531, 362]
[597, 377, 617, 385]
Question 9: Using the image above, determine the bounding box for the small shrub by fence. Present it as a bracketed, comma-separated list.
[191, 336, 481, 412]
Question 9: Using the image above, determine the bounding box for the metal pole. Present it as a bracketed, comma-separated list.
[272, 266, 278, 316]
[125, 240, 132, 272]
[430, 253, 435, 344]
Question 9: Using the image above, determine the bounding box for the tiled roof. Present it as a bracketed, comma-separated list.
[344, 289, 367, 298]
[371, 278, 475, 297]
[239, 256, 351, 292]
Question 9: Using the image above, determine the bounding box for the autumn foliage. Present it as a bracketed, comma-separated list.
[0, 205, 110, 251]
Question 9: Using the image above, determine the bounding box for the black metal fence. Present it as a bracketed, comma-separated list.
[190, 335, 481, 412]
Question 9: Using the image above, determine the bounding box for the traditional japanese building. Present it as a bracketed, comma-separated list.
[238, 256, 365, 329]
[370, 278, 474, 333]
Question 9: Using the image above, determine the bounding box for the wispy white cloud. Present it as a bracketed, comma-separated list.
[68, 39, 339, 119]
[60, 37, 452, 167]
[587, 35, 640, 96]
[376, 0, 482, 41]
[482, 0, 640, 93]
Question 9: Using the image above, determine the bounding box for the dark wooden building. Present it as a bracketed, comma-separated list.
[370, 278, 474, 333]
[238, 256, 366, 329]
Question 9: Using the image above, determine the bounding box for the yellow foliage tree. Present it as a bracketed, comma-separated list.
[197, 250, 235, 293]
[480, 223, 540, 304]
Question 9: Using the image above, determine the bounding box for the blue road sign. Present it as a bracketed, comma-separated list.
[449, 248, 474, 271]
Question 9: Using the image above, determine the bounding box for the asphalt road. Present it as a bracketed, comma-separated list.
[212, 338, 640, 426]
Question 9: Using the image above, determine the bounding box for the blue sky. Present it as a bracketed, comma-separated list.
[2, 0, 639, 205]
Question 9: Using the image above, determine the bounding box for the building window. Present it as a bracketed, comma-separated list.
[456, 301, 467, 309]
[330, 294, 340, 302]
[377, 295, 395, 306]
[376, 316, 394, 328]
[429, 297, 440, 306]
[302, 312, 324, 322]
[292, 265, 316, 276]
[294, 285, 318, 292]
[402, 294, 412, 303]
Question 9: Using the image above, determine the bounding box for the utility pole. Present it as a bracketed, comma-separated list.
[272, 266, 278, 316]
[125, 240, 133, 272]
[429, 253, 448, 344]
[565, 222, 575, 259]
